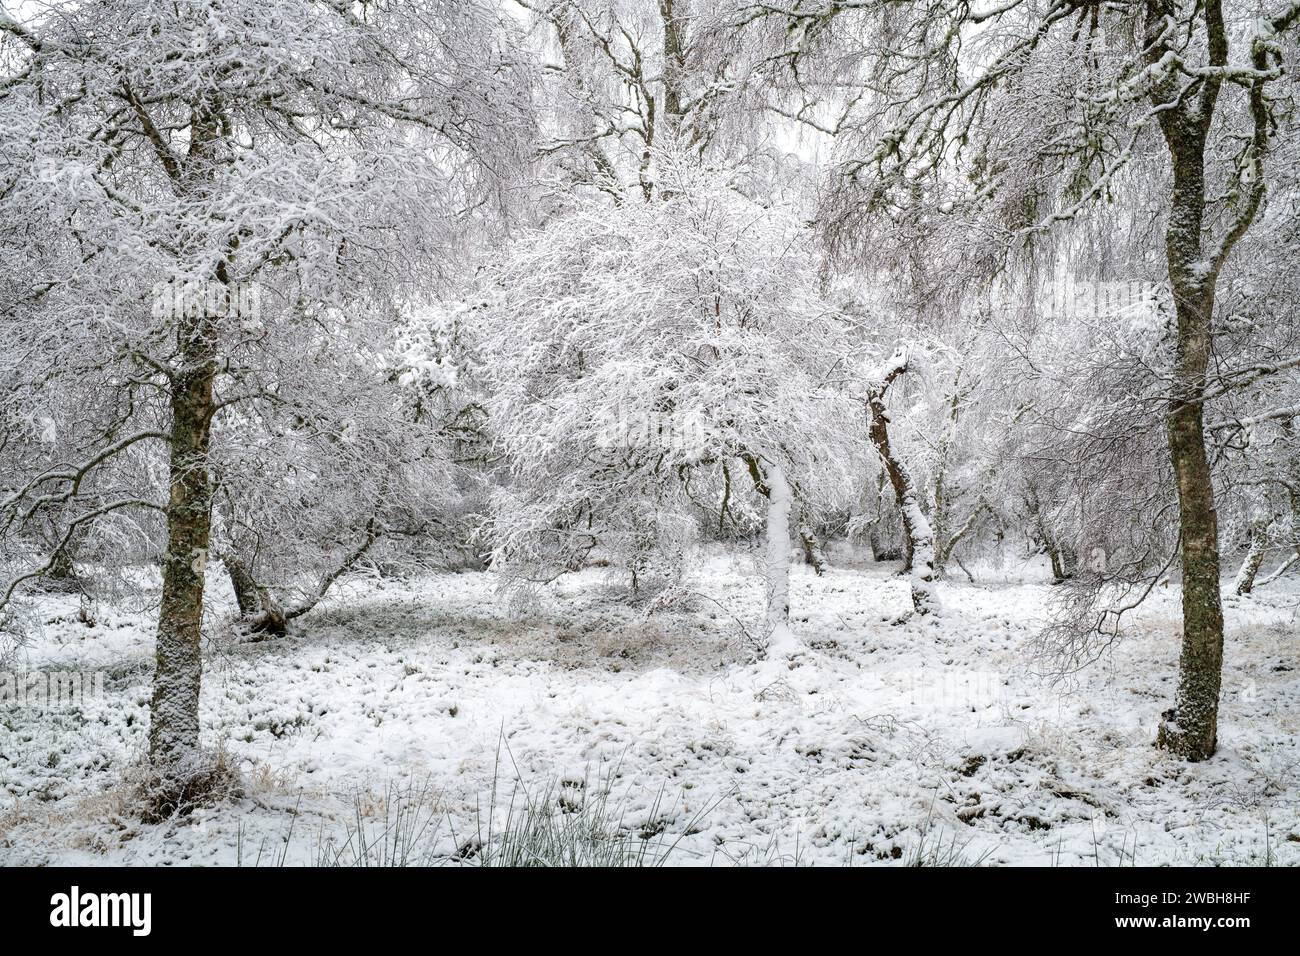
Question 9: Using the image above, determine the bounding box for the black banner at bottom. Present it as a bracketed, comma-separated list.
[0, 866, 1286, 941]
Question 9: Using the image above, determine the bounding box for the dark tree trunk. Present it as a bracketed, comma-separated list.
[1148, 2, 1231, 760]
[147, 104, 228, 771]
[223, 554, 287, 638]
[41, 520, 89, 591]
[1159, 364, 1225, 760]
[1027, 494, 1074, 585]
[1046, 543, 1075, 586]
[149, 341, 217, 765]
[869, 386, 920, 573]
[866, 355, 936, 614]
[799, 520, 828, 576]
[1154, 201, 1227, 756]
[47, 545, 78, 584]
[226, 554, 261, 617]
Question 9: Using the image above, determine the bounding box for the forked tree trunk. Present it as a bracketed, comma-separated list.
[1046, 542, 1076, 586]
[223, 554, 287, 638]
[219, 516, 380, 643]
[930, 366, 969, 576]
[934, 500, 988, 577]
[1143, 0, 1279, 762]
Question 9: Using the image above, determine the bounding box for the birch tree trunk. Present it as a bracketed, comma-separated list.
[1148, 0, 1297, 761]
[223, 553, 287, 638]
[744, 454, 798, 658]
[1232, 515, 1270, 596]
[149, 316, 217, 765]
[1148, 0, 1233, 761]
[866, 350, 937, 615]
[798, 517, 828, 576]
[1158, 280, 1225, 760]
[148, 106, 225, 768]
[762, 461, 793, 647]
[41, 518, 90, 591]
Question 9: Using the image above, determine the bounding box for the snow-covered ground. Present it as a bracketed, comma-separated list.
[2, 547, 1298, 866]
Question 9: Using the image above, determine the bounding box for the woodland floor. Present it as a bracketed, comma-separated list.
[2, 546, 1298, 866]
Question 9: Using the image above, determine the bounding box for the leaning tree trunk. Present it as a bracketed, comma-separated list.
[1232, 514, 1270, 596]
[866, 350, 936, 615]
[1026, 492, 1074, 585]
[798, 517, 828, 576]
[223, 553, 287, 638]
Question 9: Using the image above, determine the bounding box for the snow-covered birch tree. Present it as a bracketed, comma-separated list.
[756, 0, 1300, 761]
[0, 0, 531, 803]
[476, 149, 860, 654]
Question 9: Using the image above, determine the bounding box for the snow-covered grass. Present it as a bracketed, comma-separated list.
[2, 547, 1298, 866]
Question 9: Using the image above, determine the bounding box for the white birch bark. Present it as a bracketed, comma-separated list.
[761, 461, 799, 657]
